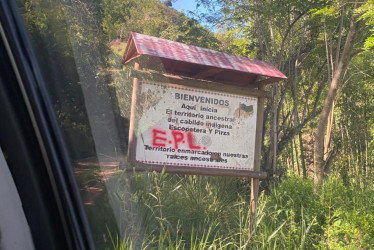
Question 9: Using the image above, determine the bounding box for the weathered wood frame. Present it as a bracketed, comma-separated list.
[126, 64, 267, 180]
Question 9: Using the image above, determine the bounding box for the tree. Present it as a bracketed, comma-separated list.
[313, 3, 366, 188]
[197, 0, 328, 180]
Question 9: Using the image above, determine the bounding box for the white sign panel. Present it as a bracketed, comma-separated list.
[135, 81, 258, 170]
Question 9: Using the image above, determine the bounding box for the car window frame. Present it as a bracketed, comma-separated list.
[0, 1, 94, 249]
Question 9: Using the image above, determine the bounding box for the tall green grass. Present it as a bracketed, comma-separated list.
[105, 171, 374, 249]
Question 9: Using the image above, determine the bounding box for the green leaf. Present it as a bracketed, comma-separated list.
[267, 221, 287, 242]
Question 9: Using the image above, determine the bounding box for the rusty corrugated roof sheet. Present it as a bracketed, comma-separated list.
[123, 32, 286, 84]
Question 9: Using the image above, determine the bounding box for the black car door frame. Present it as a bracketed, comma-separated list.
[0, 0, 94, 249]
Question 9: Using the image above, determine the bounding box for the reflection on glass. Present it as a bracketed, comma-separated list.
[17, 0, 374, 249]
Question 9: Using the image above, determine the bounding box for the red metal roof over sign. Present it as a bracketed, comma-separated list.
[123, 32, 286, 85]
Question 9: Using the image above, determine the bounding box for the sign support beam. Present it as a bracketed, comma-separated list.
[249, 84, 265, 238]
[128, 62, 140, 162]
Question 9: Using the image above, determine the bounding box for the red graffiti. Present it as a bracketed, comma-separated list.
[187, 132, 201, 150]
[171, 130, 184, 149]
[151, 129, 202, 150]
[152, 129, 166, 147]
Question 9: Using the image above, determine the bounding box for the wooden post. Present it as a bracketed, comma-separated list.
[128, 62, 140, 162]
[249, 84, 265, 237]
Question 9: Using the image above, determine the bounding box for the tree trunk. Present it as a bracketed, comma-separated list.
[313, 13, 358, 188]
[272, 83, 279, 175]
[324, 7, 343, 164]
[299, 131, 307, 178]
[324, 101, 335, 160]
[266, 83, 279, 178]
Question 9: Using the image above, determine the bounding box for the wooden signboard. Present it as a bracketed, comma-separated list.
[127, 67, 267, 179]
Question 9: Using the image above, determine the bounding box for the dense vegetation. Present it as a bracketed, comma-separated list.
[106, 172, 374, 249]
[17, 0, 374, 248]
